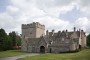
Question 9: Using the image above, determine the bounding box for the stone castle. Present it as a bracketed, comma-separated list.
[21, 22, 86, 53]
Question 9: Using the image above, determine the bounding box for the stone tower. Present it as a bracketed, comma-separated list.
[22, 22, 45, 38]
[21, 22, 45, 51]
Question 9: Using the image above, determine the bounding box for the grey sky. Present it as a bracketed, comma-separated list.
[0, 0, 90, 34]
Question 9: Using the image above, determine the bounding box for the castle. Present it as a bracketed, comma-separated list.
[21, 22, 86, 53]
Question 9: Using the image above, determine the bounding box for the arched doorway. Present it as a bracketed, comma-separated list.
[50, 48, 52, 53]
[40, 46, 45, 53]
[79, 45, 81, 51]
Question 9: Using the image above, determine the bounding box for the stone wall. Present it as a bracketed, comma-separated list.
[21, 22, 86, 53]
[21, 38, 27, 52]
[81, 30, 86, 48]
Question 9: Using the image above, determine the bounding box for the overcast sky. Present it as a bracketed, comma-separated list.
[0, 0, 90, 34]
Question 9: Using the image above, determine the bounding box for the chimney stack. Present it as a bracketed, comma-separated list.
[66, 29, 68, 32]
[52, 29, 54, 36]
[46, 30, 49, 36]
[74, 27, 76, 32]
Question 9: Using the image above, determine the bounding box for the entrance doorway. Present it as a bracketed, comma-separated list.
[50, 48, 51, 53]
[40, 46, 45, 53]
[79, 45, 81, 50]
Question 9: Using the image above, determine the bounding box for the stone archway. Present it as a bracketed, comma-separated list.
[40, 46, 45, 53]
[79, 44, 81, 50]
[50, 48, 52, 53]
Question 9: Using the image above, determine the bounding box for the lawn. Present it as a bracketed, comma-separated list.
[18, 49, 90, 60]
[0, 50, 28, 58]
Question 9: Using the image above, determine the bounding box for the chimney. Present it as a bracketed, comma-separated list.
[66, 29, 68, 32]
[52, 29, 54, 32]
[58, 31, 61, 33]
[46, 30, 49, 36]
[74, 27, 76, 32]
[52, 29, 54, 36]
[81, 30, 83, 32]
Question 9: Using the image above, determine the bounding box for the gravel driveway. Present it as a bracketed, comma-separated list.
[0, 53, 39, 60]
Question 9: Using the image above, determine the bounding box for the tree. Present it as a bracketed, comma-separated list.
[87, 34, 90, 47]
[9, 31, 21, 49]
[0, 28, 21, 51]
[0, 37, 4, 51]
[16, 35, 21, 46]
[0, 28, 8, 51]
[6, 35, 13, 50]
[9, 31, 16, 49]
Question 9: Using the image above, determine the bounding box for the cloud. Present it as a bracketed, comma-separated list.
[59, 7, 82, 22]
[36, 0, 75, 17]
[0, 0, 46, 34]
[0, 0, 90, 34]
[30, 16, 72, 31]
[0, 0, 9, 12]
[75, 17, 90, 31]
[75, 0, 90, 15]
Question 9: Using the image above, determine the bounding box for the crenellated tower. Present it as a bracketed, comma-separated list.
[21, 22, 45, 51]
[22, 22, 45, 38]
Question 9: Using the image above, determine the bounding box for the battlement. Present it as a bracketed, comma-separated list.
[22, 22, 45, 29]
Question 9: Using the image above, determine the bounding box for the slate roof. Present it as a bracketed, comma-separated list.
[76, 31, 80, 37]
[28, 38, 41, 45]
[43, 36, 49, 44]
[27, 31, 80, 46]
[28, 36, 50, 45]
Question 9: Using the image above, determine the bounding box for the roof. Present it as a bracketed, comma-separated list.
[28, 36, 50, 46]
[28, 38, 41, 45]
[27, 31, 80, 46]
[43, 36, 49, 44]
[76, 31, 80, 37]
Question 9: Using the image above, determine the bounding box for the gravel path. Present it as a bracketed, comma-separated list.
[0, 53, 39, 60]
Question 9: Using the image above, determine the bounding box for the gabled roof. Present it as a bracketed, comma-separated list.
[43, 36, 49, 44]
[27, 31, 80, 46]
[68, 31, 80, 38]
[76, 31, 80, 37]
[28, 38, 41, 45]
[28, 36, 50, 46]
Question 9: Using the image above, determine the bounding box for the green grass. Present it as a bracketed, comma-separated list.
[18, 49, 90, 60]
[0, 50, 28, 58]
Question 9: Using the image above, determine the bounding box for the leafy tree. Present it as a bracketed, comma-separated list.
[9, 31, 21, 49]
[9, 31, 17, 49]
[16, 35, 21, 46]
[0, 37, 4, 51]
[6, 35, 13, 50]
[87, 34, 90, 47]
[0, 28, 21, 51]
[0, 28, 8, 51]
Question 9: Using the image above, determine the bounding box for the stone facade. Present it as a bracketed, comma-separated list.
[21, 22, 86, 53]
